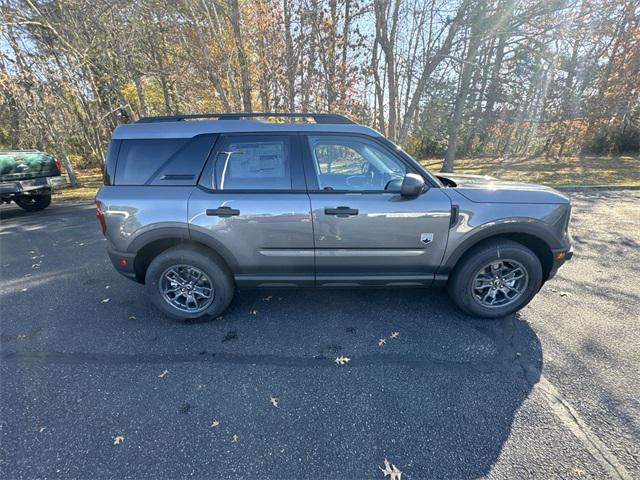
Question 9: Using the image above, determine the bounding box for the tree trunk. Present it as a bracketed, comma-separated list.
[283, 0, 296, 111]
[8, 93, 20, 148]
[229, 0, 252, 112]
[326, 0, 338, 110]
[374, 0, 401, 141]
[338, 0, 351, 110]
[478, 31, 507, 149]
[397, 0, 470, 143]
[133, 75, 148, 117]
[443, 22, 484, 172]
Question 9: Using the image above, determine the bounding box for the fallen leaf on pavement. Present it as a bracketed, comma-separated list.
[158, 370, 169, 378]
[378, 338, 386, 347]
[39, 427, 46, 433]
[574, 467, 585, 476]
[390, 332, 399, 339]
[263, 295, 273, 301]
[379, 459, 402, 479]
[113, 436, 124, 445]
[211, 420, 220, 428]
[101, 298, 110, 303]
[335, 356, 351, 365]
[231, 434, 239, 443]
[249, 309, 258, 315]
[128, 315, 136, 320]
[270, 397, 279, 408]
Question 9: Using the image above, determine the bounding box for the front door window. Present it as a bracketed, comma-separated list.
[307, 136, 407, 192]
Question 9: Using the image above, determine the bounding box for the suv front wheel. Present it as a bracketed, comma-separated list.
[448, 239, 543, 318]
[145, 245, 234, 321]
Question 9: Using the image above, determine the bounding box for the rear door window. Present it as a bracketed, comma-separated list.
[114, 135, 215, 186]
[212, 135, 293, 191]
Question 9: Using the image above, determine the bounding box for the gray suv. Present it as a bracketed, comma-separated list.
[96, 113, 572, 320]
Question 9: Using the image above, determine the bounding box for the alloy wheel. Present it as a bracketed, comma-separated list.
[471, 259, 529, 308]
[159, 265, 214, 313]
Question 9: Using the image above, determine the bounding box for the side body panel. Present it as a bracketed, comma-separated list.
[97, 185, 192, 253]
[309, 192, 451, 287]
[439, 189, 572, 275]
[188, 190, 315, 287]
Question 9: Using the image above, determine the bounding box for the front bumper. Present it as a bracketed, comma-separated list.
[548, 246, 573, 279]
[106, 246, 138, 282]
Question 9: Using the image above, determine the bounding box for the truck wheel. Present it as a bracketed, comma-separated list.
[14, 194, 52, 211]
[448, 239, 543, 319]
[145, 245, 234, 321]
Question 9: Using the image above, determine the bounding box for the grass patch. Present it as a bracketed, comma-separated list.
[52, 168, 102, 201]
[421, 154, 640, 186]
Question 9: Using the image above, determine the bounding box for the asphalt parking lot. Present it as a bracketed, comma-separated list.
[1, 190, 638, 479]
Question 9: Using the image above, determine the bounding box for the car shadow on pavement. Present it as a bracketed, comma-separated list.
[186, 288, 544, 478]
[2, 286, 542, 479]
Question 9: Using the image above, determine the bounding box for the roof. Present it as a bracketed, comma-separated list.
[112, 117, 384, 140]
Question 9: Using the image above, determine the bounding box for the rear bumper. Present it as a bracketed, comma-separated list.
[1, 178, 52, 197]
[106, 247, 138, 282]
[548, 246, 573, 279]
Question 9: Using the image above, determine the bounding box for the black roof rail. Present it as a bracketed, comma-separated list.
[136, 112, 356, 125]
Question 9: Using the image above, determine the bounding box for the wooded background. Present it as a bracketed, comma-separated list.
[1, 0, 638, 183]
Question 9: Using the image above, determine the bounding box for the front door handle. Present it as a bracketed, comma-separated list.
[324, 206, 359, 217]
[206, 206, 240, 217]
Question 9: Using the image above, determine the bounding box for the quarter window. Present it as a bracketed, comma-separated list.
[307, 136, 407, 191]
[114, 136, 214, 186]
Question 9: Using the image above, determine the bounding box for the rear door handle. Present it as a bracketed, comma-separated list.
[324, 206, 359, 217]
[206, 206, 240, 217]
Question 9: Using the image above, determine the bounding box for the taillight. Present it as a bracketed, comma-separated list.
[54, 158, 62, 173]
[95, 200, 107, 236]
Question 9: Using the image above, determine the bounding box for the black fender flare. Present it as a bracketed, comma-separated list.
[127, 225, 239, 272]
[439, 220, 559, 274]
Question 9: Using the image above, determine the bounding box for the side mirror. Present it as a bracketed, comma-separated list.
[400, 173, 425, 197]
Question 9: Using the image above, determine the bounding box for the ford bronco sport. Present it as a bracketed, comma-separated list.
[96, 113, 572, 320]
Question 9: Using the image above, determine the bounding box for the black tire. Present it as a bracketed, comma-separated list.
[145, 245, 234, 321]
[447, 239, 543, 319]
[14, 194, 52, 211]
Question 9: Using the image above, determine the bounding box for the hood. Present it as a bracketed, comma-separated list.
[436, 173, 570, 204]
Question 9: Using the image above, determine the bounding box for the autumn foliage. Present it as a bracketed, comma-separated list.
[0, 0, 638, 179]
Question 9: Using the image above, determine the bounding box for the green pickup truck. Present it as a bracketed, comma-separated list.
[0, 150, 62, 211]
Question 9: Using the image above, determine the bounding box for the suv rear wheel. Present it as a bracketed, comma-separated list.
[448, 239, 543, 318]
[145, 245, 234, 320]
